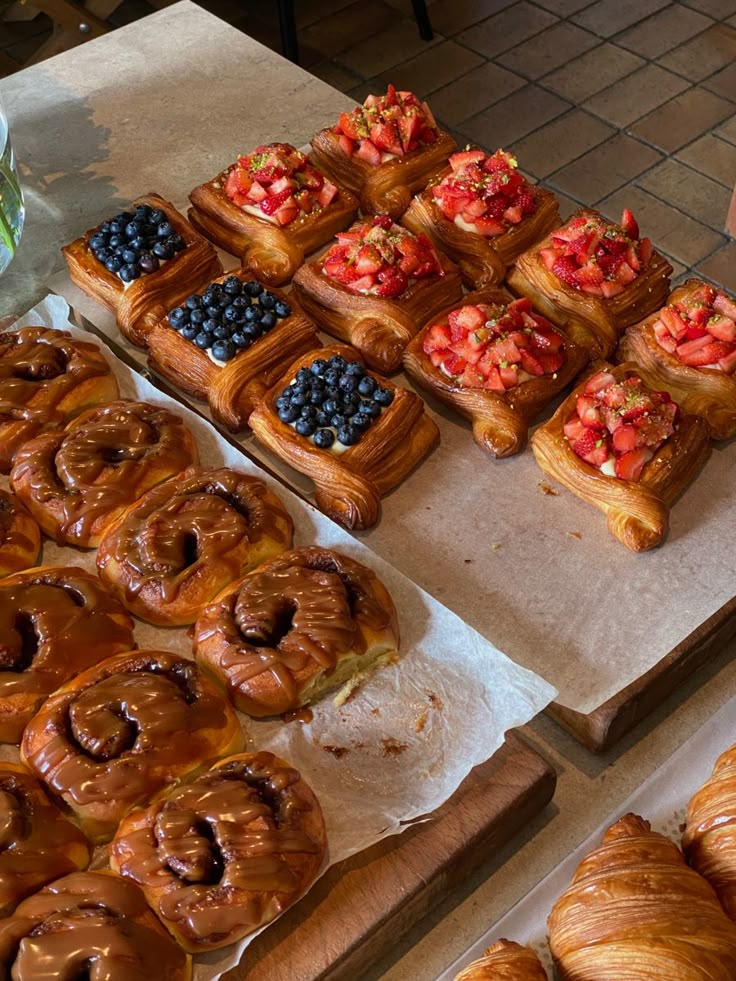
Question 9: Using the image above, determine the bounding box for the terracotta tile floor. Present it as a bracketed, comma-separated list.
[3, 0, 734, 289]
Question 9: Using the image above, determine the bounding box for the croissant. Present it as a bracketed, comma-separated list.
[188, 142, 359, 286]
[403, 287, 589, 458]
[62, 192, 222, 348]
[682, 744, 736, 920]
[0, 326, 119, 473]
[507, 208, 672, 359]
[0, 489, 40, 577]
[548, 813, 736, 979]
[146, 268, 321, 431]
[291, 215, 463, 374]
[402, 148, 560, 289]
[310, 85, 456, 218]
[619, 279, 736, 440]
[454, 940, 548, 980]
[249, 344, 439, 530]
[530, 363, 711, 551]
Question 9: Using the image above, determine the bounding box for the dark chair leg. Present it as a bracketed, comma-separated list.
[277, 0, 299, 64]
[411, 0, 433, 40]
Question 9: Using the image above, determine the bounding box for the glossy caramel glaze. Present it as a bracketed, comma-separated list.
[10, 399, 198, 548]
[0, 327, 119, 473]
[0, 565, 134, 743]
[21, 649, 243, 842]
[111, 751, 326, 951]
[0, 490, 40, 578]
[0, 763, 90, 916]
[97, 467, 294, 626]
[0, 871, 190, 979]
[194, 546, 399, 716]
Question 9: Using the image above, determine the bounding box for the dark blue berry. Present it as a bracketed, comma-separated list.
[323, 399, 339, 416]
[245, 281, 263, 297]
[291, 393, 308, 408]
[232, 332, 250, 348]
[324, 368, 340, 386]
[345, 361, 364, 376]
[153, 241, 174, 260]
[259, 292, 277, 309]
[223, 305, 239, 322]
[329, 355, 347, 371]
[125, 220, 143, 239]
[244, 306, 259, 323]
[108, 234, 124, 248]
[275, 301, 291, 318]
[337, 425, 359, 445]
[128, 236, 146, 251]
[242, 324, 261, 341]
[157, 221, 174, 239]
[223, 276, 242, 296]
[149, 208, 165, 225]
[168, 234, 185, 252]
[121, 247, 137, 264]
[213, 325, 231, 340]
[119, 264, 139, 282]
[310, 359, 327, 376]
[181, 324, 199, 340]
[352, 412, 371, 430]
[89, 233, 107, 250]
[324, 386, 341, 401]
[296, 368, 312, 385]
[105, 256, 123, 273]
[374, 387, 395, 406]
[339, 374, 358, 393]
[233, 295, 250, 309]
[202, 319, 219, 334]
[94, 248, 111, 263]
[295, 418, 317, 437]
[278, 405, 300, 423]
[168, 307, 187, 326]
[109, 220, 124, 235]
[138, 254, 159, 274]
[309, 389, 325, 406]
[315, 410, 331, 427]
[190, 309, 205, 325]
[275, 396, 290, 411]
[260, 312, 277, 330]
[212, 340, 236, 361]
[361, 400, 381, 418]
[358, 376, 376, 396]
[99, 221, 112, 234]
[186, 295, 203, 309]
[331, 413, 348, 429]
[205, 305, 221, 319]
[313, 428, 335, 449]
[300, 405, 317, 420]
[194, 332, 211, 349]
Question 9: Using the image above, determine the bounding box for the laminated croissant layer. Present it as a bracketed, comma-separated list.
[454, 939, 548, 980]
[62, 193, 223, 349]
[507, 208, 673, 359]
[531, 362, 711, 552]
[310, 126, 457, 218]
[619, 279, 736, 440]
[548, 813, 736, 980]
[403, 287, 590, 459]
[402, 183, 560, 289]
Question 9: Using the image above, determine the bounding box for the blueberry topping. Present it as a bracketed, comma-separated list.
[337, 425, 359, 446]
[245, 281, 263, 297]
[168, 306, 187, 327]
[260, 312, 277, 330]
[361, 400, 382, 418]
[310, 359, 327, 376]
[212, 340, 236, 362]
[330, 413, 348, 429]
[181, 324, 199, 340]
[88, 204, 186, 283]
[153, 241, 174, 260]
[323, 399, 339, 416]
[186, 295, 202, 309]
[291, 393, 308, 408]
[329, 355, 347, 371]
[338, 374, 357, 393]
[295, 418, 317, 437]
[313, 428, 335, 449]
[190, 309, 205, 325]
[315, 410, 331, 427]
[119, 264, 139, 282]
[94, 248, 111, 263]
[260, 292, 277, 309]
[203, 318, 219, 334]
[358, 376, 376, 396]
[233, 295, 250, 309]
[223, 276, 242, 295]
[194, 332, 210, 349]
[125, 220, 142, 239]
[89, 233, 107, 251]
[275, 396, 290, 411]
[309, 389, 325, 405]
[232, 332, 250, 348]
[374, 387, 395, 406]
[149, 208, 165, 224]
[213, 325, 231, 340]
[242, 324, 262, 341]
[275, 301, 291, 318]
[300, 405, 317, 420]
[278, 405, 300, 423]
[138, 254, 159, 274]
[324, 368, 340, 387]
[223, 305, 239, 322]
[105, 255, 123, 273]
[296, 368, 312, 385]
[157, 220, 174, 238]
[244, 306, 259, 322]
[345, 361, 364, 376]
[108, 234, 124, 248]
[352, 412, 371, 430]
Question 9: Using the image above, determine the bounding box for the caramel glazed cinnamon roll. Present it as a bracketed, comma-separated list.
[10, 399, 198, 548]
[21, 650, 243, 842]
[111, 751, 327, 951]
[194, 545, 400, 717]
[0, 489, 40, 577]
[0, 871, 191, 980]
[97, 466, 294, 627]
[0, 565, 135, 744]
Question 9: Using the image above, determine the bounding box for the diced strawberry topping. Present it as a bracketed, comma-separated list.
[421, 299, 567, 392]
[567, 373, 677, 481]
[652, 284, 736, 373]
[545, 210, 650, 296]
[321, 216, 442, 298]
[431, 148, 538, 237]
[222, 143, 339, 227]
[334, 85, 439, 162]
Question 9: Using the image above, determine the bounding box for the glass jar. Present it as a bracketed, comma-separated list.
[0, 97, 24, 275]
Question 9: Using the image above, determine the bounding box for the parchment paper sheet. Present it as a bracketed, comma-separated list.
[50, 268, 736, 716]
[438, 693, 736, 980]
[6, 295, 555, 979]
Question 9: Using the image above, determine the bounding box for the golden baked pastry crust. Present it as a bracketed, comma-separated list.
[507, 208, 672, 359]
[402, 182, 560, 288]
[110, 751, 326, 952]
[0, 871, 191, 980]
[10, 398, 198, 548]
[146, 269, 320, 431]
[403, 287, 590, 458]
[249, 344, 439, 530]
[530, 362, 711, 551]
[292, 251, 463, 375]
[454, 940, 548, 980]
[0, 564, 134, 743]
[97, 465, 294, 626]
[188, 165, 359, 287]
[310, 125, 457, 218]
[548, 813, 736, 980]
[0, 326, 119, 473]
[62, 192, 222, 348]
[194, 545, 400, 717]
[619, 279, 736, 440]
[0, 489, 40, 577]
[20, 649, 243, 842]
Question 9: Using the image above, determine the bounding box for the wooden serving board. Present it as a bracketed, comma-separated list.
[225, 732, 555, 981]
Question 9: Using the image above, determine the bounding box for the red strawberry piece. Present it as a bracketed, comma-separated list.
[634, 413, 675, 448]
[461, 198, 486, 219]
[449, 149, 486, 172]
[508, 297, 532, 316]
[714, 293, 736, 321]
[351, 274, 377, 292]
[451, 305, 487, 334]
[317, 182, 338, 208]
[551, 256, 580, 287]
[423, 323, 452, 354]
[376, 267, 408, 297]
[660, 306, 687, 339]
[601, 281, 625, 298]
[373, 215, 394, 230]
[684, 324, 710, 340]
[573, 429, 609, 467]
[454, 339, 484, 365]
[472, 217, 506, 236]
[576, 394, 604, 430]
[483, 365, 506, 392]
[718, 348, 736, 374]
[615, 262, 638, 286]
[638, 237, 653, 266]
[398, 113, 422, 152]
[338, 134, 355, 157]
[677, 333, 717, 359]
[620, 208, 639, 240]
[538, 352, 564, 373]
[654, 321, 678, 354]
[519, 349, 544, 376]
[461, 364, 486, 388]
[585, 370, 617, 396]
[615, 447, 652, 482]
[443, 352, 467, 375]
[356, 139, 381, 165]
[707, 314, 736, 343]
[487, 337, 521, 364]
[371, 121, 402, 154]
[274, 204, 299, 226]
[503, 205, 523, 223]
[338, 112, 363, 140]
[679, 339, 732, 366]
[539, 247, 559, 271]
[575, 262, 604, 288]
[261, 188, 295, 215]
[498, 365, 518, 388]
[569, 231, 598, 262]
[354, 244, 383, 276]
[515, 189, 536, 214]
[484, 194, 508, 219]
[620, 395, 654, 423]
[612, 424, 640, 454]
[564, 416, 587, 441]
[601, 237, 628, 256]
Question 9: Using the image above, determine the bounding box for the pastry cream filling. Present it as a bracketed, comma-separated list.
[454, 214, 482, 234]
[240, 203, 280, 226]
[600, 457, 617, 477]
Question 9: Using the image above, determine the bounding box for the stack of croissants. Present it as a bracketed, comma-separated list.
[455, 745, 736, 980]
[0, 325, 402, 976]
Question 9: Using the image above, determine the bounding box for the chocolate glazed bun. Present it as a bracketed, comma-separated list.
[0, 871, 191, 980]
[0, 565, 135, 743]
[97, 466, 294, 626]
[0, 490, 40, 578]
[194, 545, 400, 717]
[111, 751, 326, 951]
[20, 649, 244, 842]
[0, 763, 91, 916]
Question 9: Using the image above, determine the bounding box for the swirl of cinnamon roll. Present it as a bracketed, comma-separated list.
[0, 327, 119, 473]
[21, 649, 244, 842]
[194, 546, 400, 717]
[0, 490, 40, 578]
[111, 751, 326, 951]
[97, 467, 294, 626]
[0, 565, 135, 743]
[0, 871, 190, 980]
[0, 763, 90, 916]
[10, 399, 198, 548]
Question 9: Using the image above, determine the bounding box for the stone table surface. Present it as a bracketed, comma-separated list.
[3, 6, 736, 980]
